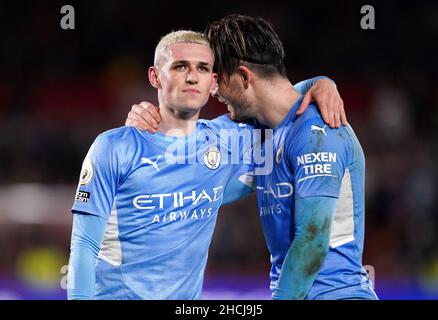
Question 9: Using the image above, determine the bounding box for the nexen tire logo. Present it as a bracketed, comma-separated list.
[133, 186, 224, 210]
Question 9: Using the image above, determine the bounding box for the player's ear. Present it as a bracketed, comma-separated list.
[238, 66, 250, 89]
[210, 73, 218, 92]
[148, 66, 161, 89]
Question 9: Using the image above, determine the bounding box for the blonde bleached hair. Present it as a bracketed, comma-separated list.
[154, 30, 212, 66]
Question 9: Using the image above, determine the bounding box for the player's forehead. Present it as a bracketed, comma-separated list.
[165, 42, 214, 65]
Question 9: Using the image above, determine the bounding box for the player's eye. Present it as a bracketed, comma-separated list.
[198, 66, 210, 72]
[175, 65, 187, 71]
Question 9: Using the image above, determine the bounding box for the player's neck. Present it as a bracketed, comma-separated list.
[254, 79, 300, 128]
[157, 105, 199, 136]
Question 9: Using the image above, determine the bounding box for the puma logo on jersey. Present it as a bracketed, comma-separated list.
[311, 125, 327, 136]
[141, 156, 161, 172]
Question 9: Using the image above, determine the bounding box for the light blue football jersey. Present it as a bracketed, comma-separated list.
[71, 115, 253, 299]
[256, 97, 378, 300]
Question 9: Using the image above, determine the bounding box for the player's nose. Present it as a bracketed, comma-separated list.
[185, 68, 199, 84]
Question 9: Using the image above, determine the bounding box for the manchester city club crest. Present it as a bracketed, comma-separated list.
[276, 143, 284, 165]
[79, 158, 94, 185]
[204, 146, 221, 170]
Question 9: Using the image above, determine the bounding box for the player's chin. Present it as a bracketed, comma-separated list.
[183, 96, 208, 107]
[177, 96, 200, 105]
[179, 102, 205, 113]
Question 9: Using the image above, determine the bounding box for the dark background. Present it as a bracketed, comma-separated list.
[0, 0, 437, 299]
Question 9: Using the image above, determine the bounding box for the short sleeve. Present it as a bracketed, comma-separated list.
[289, 118, 350, 199]
[72, 134, 119, 219]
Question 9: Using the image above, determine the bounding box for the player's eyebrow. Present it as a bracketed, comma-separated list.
[197, 61, 211, 67]
[197, 61, 212, 69]
[170, 60, 188, 66]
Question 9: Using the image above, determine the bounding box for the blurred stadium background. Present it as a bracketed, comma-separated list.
[0, 1, 437, 299]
